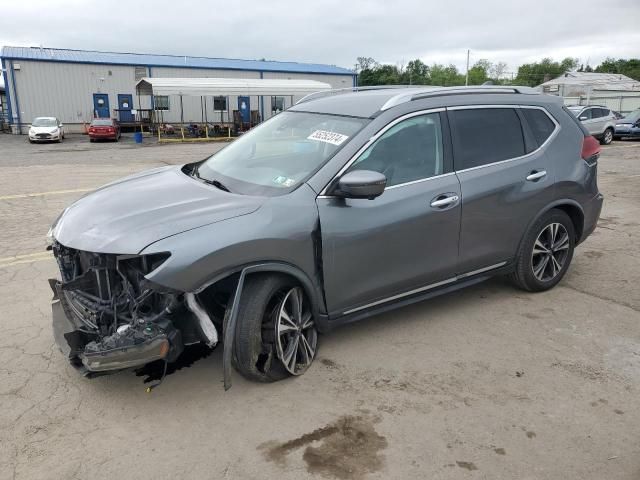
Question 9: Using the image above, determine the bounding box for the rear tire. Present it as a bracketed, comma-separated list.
[600, 128, 613, 145]
[231, 273, 317, 382]
[510, 209, 575, 292]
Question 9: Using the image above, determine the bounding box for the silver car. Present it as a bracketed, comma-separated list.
[567, 105, 616, 145]
[48, 86, 603, 388]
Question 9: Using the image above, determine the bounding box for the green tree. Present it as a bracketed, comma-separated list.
[402, 59, 430, 85]
[514, 57, 578, 86]
[467, 59, 492, 85]
[429, 64, 465, 86]
[594, 58, 640, 81]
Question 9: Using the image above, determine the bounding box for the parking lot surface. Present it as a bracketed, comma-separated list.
[1, 133, 639, 480]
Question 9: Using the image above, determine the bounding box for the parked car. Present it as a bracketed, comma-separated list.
[567, 105, 616, 145]
[48, 86, 603, 386]
[611, 110, 625, 120]
[88, 118, 121, 142]
[614, 109, 640, 139]
[28, 117, 64, 143]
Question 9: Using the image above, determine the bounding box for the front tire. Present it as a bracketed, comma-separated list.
[510, 209, 575, 292]
[231, 274, 318, 382]
[600, 128, 613, 145]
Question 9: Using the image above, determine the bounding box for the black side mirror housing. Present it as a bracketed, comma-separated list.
[334, 170, 387, 200]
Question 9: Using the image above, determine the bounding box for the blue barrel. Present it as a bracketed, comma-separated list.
[134, 132, 143, 144]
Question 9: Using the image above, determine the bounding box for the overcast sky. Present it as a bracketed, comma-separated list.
[2, 0, 639, 77]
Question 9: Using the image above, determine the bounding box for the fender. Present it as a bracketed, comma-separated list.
[516, 198, 585, 255]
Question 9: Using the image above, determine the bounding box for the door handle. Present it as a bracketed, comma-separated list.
[430, 195, 459, 208]
[526, 170, 547, 182]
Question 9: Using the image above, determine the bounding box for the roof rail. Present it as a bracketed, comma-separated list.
[380, 85, 540, 111]
[296, 85, 416, 105]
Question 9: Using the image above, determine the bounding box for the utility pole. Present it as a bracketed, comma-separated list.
[465, 49, 470, 86]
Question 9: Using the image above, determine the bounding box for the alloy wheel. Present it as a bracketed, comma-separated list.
[531, 223, 570, 282]
[275, 287, 317, 375]
[604, 129, 613, 144]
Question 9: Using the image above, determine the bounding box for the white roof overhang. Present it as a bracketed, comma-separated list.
[136, 77, 332, 97]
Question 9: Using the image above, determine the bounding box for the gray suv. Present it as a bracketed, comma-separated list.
[48, 86, 603, 387]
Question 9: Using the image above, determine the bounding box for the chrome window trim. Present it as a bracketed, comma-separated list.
[449, 104, 560, 174]
[384, 172, 456, 190]
[318, 107, 446, 196]
[342, 261, 507, 315]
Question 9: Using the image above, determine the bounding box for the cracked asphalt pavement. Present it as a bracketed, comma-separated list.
[1, 134, 639, 479]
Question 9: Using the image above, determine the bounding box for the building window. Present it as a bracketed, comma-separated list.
[135, 66, 147, 81]
[154, 96, 170, 111]
[271, 96, 285, 113]
[213, 96, 227, 111]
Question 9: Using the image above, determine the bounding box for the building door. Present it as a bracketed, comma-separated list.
[238, 96, 250, 124]
[117, 94, 134, 122]
[93, 94, 110, 118]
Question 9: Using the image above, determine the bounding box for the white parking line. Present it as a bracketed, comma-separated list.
[0, 251, 51, 262]
[0, 251, 54, 268]
[0, 188, 92, 201]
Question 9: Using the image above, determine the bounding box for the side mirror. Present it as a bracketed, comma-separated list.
[59, 123, 63, 128]
[579, 116, 588, 121]
[335, 170, 386, 200]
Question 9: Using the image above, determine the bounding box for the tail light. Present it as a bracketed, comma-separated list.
[107, 127, 114, 133]
[581, 135, 600, 166]
[88, 127, 95, 133]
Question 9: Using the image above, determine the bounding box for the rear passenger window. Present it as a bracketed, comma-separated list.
[591, 108, 604, 119]
[521, 108, 556, 148]
[450, 108, 525, 170]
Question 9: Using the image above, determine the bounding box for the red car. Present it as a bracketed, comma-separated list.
[88, 118, 121, 142]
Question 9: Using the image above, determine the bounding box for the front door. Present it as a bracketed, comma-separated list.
[578, 107, 598, 135]
[238, 96, 250, 124]
[93, 94, 110, 118]
[117, 94, 134, 122]
[449, 106, 557, 274]
[317, 111, 461, 317]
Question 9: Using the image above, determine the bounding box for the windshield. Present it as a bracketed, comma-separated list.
[32, 118, 58, 127]
[623, 110, 640, 122]
[196, 112, 368, 196]
[91, 119, 114, 126]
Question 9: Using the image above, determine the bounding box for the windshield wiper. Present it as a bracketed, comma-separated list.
[202, 178, 231, 192]
[191, 165, 231, 193]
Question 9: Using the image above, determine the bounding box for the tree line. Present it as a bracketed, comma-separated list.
[355, 57, 640, 87]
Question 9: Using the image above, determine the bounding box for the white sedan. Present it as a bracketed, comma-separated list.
[28, 117, 65, 143]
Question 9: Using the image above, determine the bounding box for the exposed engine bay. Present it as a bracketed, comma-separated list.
[49, 241, 224, 377]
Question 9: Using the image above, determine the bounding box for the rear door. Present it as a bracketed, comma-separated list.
[318, 111, 461, 316]
[450, 106, 558, 274]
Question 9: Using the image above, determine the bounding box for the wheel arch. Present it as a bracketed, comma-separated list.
[518, 200, 585, 254]
[194, 261, 327, 330]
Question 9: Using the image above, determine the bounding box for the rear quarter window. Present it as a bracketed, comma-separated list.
[521, 108, 556, 148]
[449, 108, 525, 170]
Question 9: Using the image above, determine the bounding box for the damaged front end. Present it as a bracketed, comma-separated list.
[49, 242, 220, 377]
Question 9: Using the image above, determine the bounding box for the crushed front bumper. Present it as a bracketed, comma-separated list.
[50, 279, 183, 376]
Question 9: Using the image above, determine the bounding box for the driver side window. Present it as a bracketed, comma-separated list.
[347, 113, 443, 187]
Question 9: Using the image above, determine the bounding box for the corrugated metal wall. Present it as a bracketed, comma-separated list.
[6, 59, 354, 133]
[9, 60, 150, 131]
